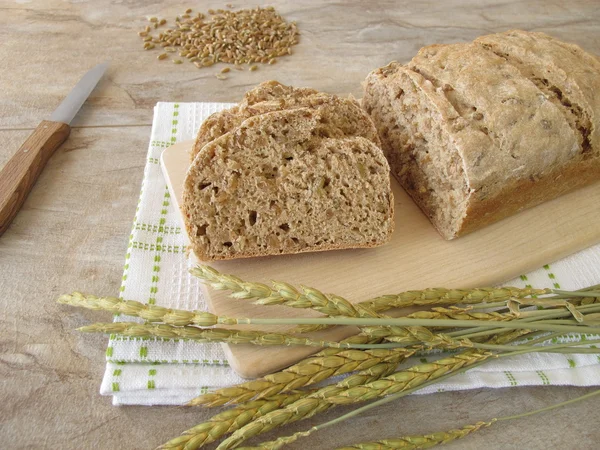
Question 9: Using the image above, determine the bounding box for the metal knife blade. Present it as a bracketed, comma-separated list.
[49, 61, 109, 124]
[0, 61, 109, 236]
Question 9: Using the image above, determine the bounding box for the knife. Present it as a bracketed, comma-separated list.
[0, 62, 108, 236]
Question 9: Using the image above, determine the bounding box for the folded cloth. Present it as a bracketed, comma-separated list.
[100, 102, 600, 406]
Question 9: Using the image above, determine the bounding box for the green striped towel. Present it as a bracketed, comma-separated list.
[100, 102, 600, 405]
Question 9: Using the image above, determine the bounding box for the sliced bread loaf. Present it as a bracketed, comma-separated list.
[190, 81, 377, 161]
[363, 31, 599, 239]
[183, 107, 394, 261]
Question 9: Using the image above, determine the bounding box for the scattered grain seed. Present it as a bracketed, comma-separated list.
[249, 65, 258, 71]
[138, 31, 148, 37]
[157, 53, 168, 60]
[143, 35, 153, 42]
[143, 43, 155, 50]
[138, 6, 299, 68]
[221, 67, 231, 73]
[149, 17, 158, 22]
[226, 3, 233, 8]
[165, 46, 176, 52]
[145, 25, 151, 32]
[173, 59, 183, 64]
[215, 74, 227, 80]
[159, 19, 167, 25]
[185, 8, 192, 14]
[194, 61, 203, 68]
[208, 9, 215, 14]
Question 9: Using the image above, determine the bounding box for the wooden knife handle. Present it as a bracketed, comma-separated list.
[0, 120, 71, 236]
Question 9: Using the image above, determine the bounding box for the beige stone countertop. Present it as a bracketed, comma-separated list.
[1, 1, 599, 449]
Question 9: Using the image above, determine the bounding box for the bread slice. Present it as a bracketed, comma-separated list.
[183, 107, 394, 261]
[190, 81, 377, 161]
[363, 32, 599, 240]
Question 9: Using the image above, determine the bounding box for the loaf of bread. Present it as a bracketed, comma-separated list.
[363, 30, 600, 239]
[183, 105, 394, 261]
[190, 81, 376, 161]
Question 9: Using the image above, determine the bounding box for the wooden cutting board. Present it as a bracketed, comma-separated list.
[162, 140, 600, 378]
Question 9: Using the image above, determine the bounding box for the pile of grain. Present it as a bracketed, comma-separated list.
[138, 6, 299, 77]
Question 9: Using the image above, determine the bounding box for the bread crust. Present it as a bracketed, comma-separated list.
[363, 31, 600, 240]
[190, 81, 376, 162]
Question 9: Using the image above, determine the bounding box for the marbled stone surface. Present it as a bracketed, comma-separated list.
[1, 1, 599, 448]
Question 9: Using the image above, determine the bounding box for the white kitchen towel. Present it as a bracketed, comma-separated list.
[100, 102, 600, 406]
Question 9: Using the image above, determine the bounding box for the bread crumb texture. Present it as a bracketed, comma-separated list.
[183, 85, 394, 261]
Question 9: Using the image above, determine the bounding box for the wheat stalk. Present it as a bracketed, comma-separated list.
[261, 383, 600, 450]
[214, 331, 534, 449]
[191, 266, 570, 337]
[335, 421, 494, 450]
[236, 422, 493, 450]
[157, 391, 308, 450]
[359, 325, 469, 348]
[175, 357, 405, 449]
[193, 265, 554, 311]
[216, 349, 492, 449]
[80, 322, 395, 350]
[58, 292, 230, 326]
[191, 266, 374, 318]
[189, 340, 415, 407]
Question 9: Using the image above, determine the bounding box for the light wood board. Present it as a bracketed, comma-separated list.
[161, 140, 600, 378]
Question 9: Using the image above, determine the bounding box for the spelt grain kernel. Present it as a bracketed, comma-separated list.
[143, 36, 153, 42]
[159, 19, 167, 25]
[215, 73, 227, 80]
[149, 17, 158, 22]
[173, 59, 183, 64]
[249, 65, 258, 71]
[157, 53, 168, 60]
[138, 31, 148, 37]
[185, 8, 192, 14]
[221, 67, 230, 73]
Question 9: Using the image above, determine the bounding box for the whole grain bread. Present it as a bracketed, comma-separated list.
[183, 107, 394, 261]
[363, 30, 600, 239]
[190, 81, 378, 161]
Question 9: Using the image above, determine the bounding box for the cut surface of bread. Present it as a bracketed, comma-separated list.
[363, 30, 600, 240]
[190, 81, 378, 161]
[183, 107, 394, 261]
